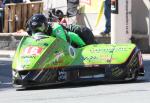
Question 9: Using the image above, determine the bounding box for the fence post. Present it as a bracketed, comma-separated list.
[3, 1, 43, 33]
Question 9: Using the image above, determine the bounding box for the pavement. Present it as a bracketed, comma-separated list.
[0, 50, 15, 58]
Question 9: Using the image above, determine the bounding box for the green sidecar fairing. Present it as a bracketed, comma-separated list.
[12, 25, 144, 88]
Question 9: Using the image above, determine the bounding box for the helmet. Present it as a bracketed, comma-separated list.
[55, 9, 64, 20]
[29, 14, 48, 33]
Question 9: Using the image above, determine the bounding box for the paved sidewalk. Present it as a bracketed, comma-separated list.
[0, 50, 15, 58]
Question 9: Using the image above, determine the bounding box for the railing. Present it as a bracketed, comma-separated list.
[3, 1, 43, 33]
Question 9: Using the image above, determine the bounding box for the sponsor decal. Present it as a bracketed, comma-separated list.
[83, 55, 116, 63]
[90, 48, 131, 53]
[37, 46, 52, 65]
[56, 29, 62, 35]
[68, 46, 76, 58]
[58, 70, 67, 81]
[83, 56, 97, 62]
[21, 55, 36, 58]
[23, 46, 43, 56]
[90, 48, 112, 53]
[21, 56, 36, 65]
[21, 65, 30, 69]
[43, 43, 48, 46]
[53, 51, 65, 64]
[24, 58, 30, 64]
[80, 74, 104, 79]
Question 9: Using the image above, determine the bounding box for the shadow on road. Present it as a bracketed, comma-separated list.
[16, 79, 149, 91]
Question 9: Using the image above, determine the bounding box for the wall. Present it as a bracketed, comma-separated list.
[78, 0, 105, 34]
[132, 0, 150, 34]
[31, 0, 150, 35]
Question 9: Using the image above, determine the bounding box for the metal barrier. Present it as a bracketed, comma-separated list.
[3, 1, 43, 33]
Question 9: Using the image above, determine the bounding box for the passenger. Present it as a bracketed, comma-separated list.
[26, 14, 96, 47]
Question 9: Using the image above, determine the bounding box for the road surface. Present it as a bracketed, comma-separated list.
[0, 54, 150, 103]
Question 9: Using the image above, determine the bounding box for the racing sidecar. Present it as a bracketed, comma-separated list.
[12, 25, 144, 88]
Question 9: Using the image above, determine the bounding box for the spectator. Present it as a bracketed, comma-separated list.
[100, 0, 111, 35]
[1, 0, 23, 7]
[67, 0, 79, 17]
[1, 0, 10, 8]
[66, 0, 79, 25]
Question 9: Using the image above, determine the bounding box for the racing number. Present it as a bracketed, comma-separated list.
[24, 46, 43, 55]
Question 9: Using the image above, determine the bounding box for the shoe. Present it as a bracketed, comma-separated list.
[100, 31, 110, 36]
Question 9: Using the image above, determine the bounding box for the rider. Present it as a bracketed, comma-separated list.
[26, 13, 96, 47]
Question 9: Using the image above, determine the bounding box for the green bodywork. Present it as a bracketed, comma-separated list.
[12, 24, 136, 71]
[51, 23, 86, 47]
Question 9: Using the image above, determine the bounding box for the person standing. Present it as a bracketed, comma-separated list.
[67, 0, 79, 17]
[100, 0, 111, 35]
